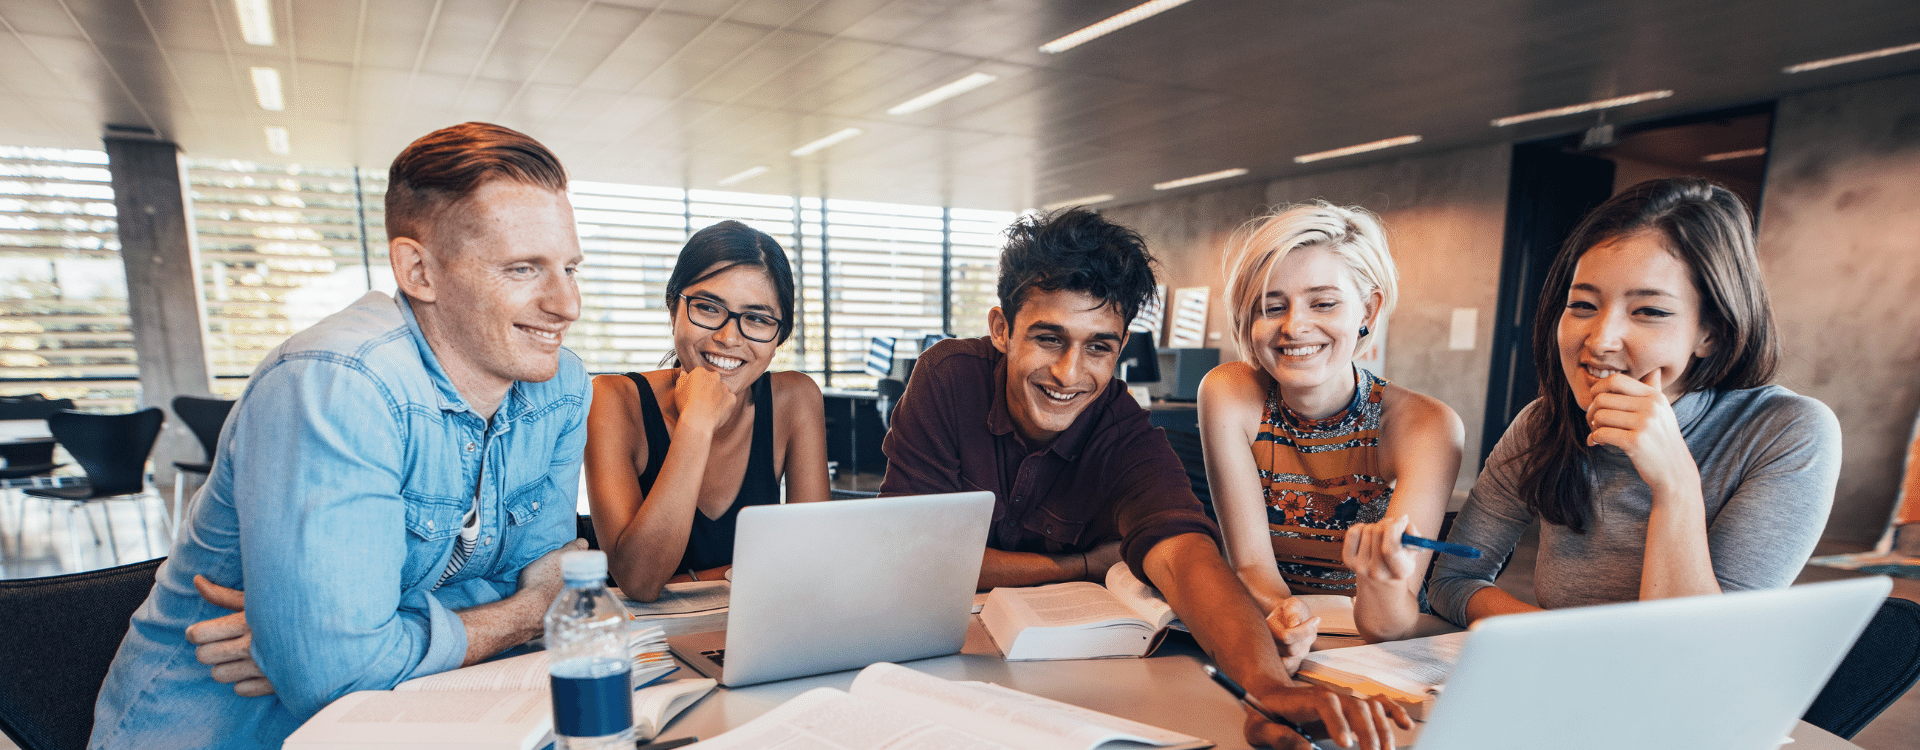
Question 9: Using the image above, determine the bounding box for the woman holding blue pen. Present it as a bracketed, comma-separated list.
[1200, 202, 1467, 653]
[1426, 178, 1840, 628]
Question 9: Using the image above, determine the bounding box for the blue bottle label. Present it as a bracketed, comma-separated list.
[550, 667, 632, 738]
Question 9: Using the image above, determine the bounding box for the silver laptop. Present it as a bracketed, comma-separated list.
[1408, 576, 1891, 750]
[667, 491, 993, 687]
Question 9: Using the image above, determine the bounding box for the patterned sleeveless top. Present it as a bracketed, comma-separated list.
[1257, 367, 1391, 596]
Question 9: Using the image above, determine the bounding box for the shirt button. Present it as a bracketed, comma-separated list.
[1013, 496, 1023, 504]
[426, 520, 436, 530]
[465, 442, 476, 452]
[484, 535, 493, 546]
[532, 501, 540, 510]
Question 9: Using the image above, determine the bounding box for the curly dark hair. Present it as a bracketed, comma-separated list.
[996, 208, 1159, 326]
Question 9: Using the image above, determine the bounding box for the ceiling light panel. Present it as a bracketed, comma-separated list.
[790, 127, 864, 157]
[1153, 168, 1247, 191]
[888, 73, 1000, 116]
[250, 67, 284, 111]
[264, 126, 289, 155]
[718, 165, 770, 186]
[1040, 0, 1197, 54]
[1040, 194, 1116, 211]
[234, 0, 275, 46]
[1784, 40, 1920, 73]
[1702, 148, 1767, 163]
[1491, 90, 1675, 127]
[1294, 135, 1422, 164]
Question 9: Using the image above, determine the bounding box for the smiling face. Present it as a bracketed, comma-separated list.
[673, 263, 781, 389]
[1247, 245, 1379, 407]
[423, 181, 582, 397]
[1558, 231, 1714, 410]
[989, 288, 1126, 449]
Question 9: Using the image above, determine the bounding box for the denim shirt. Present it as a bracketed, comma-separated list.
[91, 291, 588, 749]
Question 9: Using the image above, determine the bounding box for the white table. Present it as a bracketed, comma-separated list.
[647, 617, 1864, 750]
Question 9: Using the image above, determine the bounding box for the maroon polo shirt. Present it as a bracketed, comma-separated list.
[879, 336, 1220, 581]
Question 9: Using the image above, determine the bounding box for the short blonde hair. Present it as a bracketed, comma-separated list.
[1222, 202, 1399, 363]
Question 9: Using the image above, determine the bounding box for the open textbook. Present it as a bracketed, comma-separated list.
[686, 662, 1210, 750]
[1296, 631, 1468, 718]
[980, 563, 1187, 660]
[284, 638, 715, 749]
[1291, 594, 1364, 650]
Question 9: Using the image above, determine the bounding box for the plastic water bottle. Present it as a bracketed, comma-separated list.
[545, 550, 634, 750]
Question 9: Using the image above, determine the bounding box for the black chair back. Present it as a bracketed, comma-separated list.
[0, 557, 163, 750]
[0, 397, 73, 422]
[46, 409, 165, 498]
[1803, 596, 1920, 739]
[170, 396, 235, 463]
[829, 488, 879, 500]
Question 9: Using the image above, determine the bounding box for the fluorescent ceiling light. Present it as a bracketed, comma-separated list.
[1040, 194, 1116, 211]
[718, 165, 770, 186]
[1491, 90, 1674, 127]
[250, 67, 284, 111]
[790, 127, 864, 157]
[264, 126, 290, 155]
[1039, 0, 1196, 54]
[1294, 135, 1423, 164]
[888, 73, 1000, 115]
[1702, 147, 1767, 163]
[1784, 40, 1920, 73]
[234, 0, 274, 46]
[1153, 168, 1247, 191]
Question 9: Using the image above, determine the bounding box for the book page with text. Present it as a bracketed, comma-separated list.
[1103, 563, 1178, 630]
[393, 652, 549, 692]
[1299, 631, 1468, 701]
[997, 582, 1143, 626]
[683, 687, 1014, 750]
[850, 662, 1207, 750]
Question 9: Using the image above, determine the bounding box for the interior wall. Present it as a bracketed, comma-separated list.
[1758, 71, 1920, 544]
[1103, 144, 1511, 498]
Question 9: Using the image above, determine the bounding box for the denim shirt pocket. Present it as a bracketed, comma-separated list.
[498, 475, 568, 570]
[401, 490, 467, 587]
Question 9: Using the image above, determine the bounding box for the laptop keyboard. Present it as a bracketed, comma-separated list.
[701, 648, 725, 666]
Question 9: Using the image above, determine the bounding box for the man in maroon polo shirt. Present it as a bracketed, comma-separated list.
[880, 208, 1409, 750]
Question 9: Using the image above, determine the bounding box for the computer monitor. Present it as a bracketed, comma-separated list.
[1118, 332, 1159, 383]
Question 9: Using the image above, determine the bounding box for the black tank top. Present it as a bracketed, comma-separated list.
[625, 371, 778, 573]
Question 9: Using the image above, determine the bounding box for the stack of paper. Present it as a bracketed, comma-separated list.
[1296, 631, 1468, 718]
[627, 623, 675, 688]
[619, 580, 731, 637]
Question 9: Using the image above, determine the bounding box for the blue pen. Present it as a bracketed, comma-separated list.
[1399, 533, 1482, 559]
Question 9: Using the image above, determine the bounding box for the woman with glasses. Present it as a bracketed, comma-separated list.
[585, 220, 830, 601]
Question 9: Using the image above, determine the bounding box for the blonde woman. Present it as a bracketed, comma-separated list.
[1199, 203, 1463, 652]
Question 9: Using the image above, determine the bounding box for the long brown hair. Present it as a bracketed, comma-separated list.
[1514, 177, 1779, 532]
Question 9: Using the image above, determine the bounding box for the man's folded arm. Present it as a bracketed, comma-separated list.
[231, 360, 469, 719]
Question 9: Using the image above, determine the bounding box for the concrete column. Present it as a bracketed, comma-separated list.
[104, 135, 214, 495]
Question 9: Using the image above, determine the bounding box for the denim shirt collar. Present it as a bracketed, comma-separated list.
[393, 292, 524, 429]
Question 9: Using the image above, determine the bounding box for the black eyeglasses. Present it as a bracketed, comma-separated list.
[679, 294, 783, 343]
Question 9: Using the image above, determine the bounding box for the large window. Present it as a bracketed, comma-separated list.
[0, 147, 1017, 403]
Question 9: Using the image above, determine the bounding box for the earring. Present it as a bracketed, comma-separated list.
[1358, 325, 1370, 337]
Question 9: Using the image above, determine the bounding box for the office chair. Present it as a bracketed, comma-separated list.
[169, 396, 235, 535]
[829, 488, 879, 500]
[0, 556, 164, 750]
[874, 378, 906, 432]
[1802, 596, 1920, 739]
[23, 408, 166, 564]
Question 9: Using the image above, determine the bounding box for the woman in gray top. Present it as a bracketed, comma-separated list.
[1416, 177, 1841, 628]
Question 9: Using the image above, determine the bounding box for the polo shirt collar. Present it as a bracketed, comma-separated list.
[984, 345, 1102, 461]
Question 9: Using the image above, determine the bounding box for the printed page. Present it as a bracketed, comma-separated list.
[996, 582, 1143, 627]
[850, 662, 1207, 750]
[634, 678, 716, 740]
[283, 690, 551, 749]
[683, 686, 1014, 750]
[619, 580, 731, 616]
[393, 652, 550, 692]
[1298, 631, 1468, 701]
[1103, 563, 1178, 630]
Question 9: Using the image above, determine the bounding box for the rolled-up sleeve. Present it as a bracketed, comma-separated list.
[231, 357, 466, 720]
[1110, 423, 1221, 584]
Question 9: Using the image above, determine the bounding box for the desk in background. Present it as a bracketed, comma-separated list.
[649, 616, 1865, 750]
[820, 388, 886, 480]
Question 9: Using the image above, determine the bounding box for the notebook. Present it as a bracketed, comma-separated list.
[667, 491, 994, 687]
[1406, 576, 1891, 750]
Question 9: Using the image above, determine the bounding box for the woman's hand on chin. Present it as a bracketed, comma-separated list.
[1583, 369, 1699, 497]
